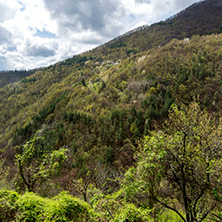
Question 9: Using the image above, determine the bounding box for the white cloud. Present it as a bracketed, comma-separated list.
[0, 0, 199, 70]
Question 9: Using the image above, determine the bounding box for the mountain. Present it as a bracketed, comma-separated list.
[0, 0, 222, 202]
[84, 0, 222, 59]
[1, 0, 222, 88]
[0, 68, 43, 88]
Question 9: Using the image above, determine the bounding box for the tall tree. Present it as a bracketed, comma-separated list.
[123, 102, 222, 222]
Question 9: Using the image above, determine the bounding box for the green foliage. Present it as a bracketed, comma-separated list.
[112, 203, 153, 222]
[21, 77, 37, 83]
[110, 41, 127, 49]
[0, 69, 40, 88]
[15, 134, 67, 192]
[0, 190, 94, 222]
[104, 146, 114, 165]
[0, 157, 11, 189]
[124, 101, 222, 222]
[1, 3, 222, 221]
[62, 55, 88, 66]
[16, 192, 46, 221]
[158, 210, 184, 222]
[44, 192, 93, 222]
[0, 190, 19, 222]
[15, 90, 69, 142]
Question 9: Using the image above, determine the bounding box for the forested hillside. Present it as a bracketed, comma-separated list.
[0, 0, 222, 221]
[0, 68, 42, 88]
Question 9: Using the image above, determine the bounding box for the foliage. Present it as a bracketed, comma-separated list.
[123, 102, 222, 222]
[0, 190, 94, 222]
[16, 192, 46, 221]
[1, 1, 222, 221]
[0, 190, 19, 222]
[44, 192, 93, 222]
[112, 203, 153, 222]
[0, 69, 40, 88]
[0, 157, 11, 189]
[1, 31, 222, 202]
[158, 210, 184, 222]
[89, 0, 222, 60]
[15, 134, 67, 192]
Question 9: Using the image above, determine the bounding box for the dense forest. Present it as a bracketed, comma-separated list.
[0, 68, 43, 88]
[0, 0, 222, 221]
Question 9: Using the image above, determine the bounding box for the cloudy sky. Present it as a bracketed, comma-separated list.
[0, 0, 199, 70]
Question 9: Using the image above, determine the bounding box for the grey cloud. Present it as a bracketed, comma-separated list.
[0, 3, 14, 22]
[24, 42, 58, 57]
[0, 26, 12, 44]
[171, 0, 198, 11]
[0, 4, 13, 46]
[149, 0, 198, 12]
[135, 0, 151, 4]
[81, 38, 103, 45]
[43, 0, 126, 37]
[0, 56, 6, 70]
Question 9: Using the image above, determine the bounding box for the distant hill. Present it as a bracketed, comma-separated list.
[0, 68, 43, 88]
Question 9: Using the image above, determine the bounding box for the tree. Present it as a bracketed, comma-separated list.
[0, 157, 11, 189]
[123, 102, 222, 222]
[15, 133, 67, 192]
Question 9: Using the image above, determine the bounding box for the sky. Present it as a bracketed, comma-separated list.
[0, 0, 200, 70]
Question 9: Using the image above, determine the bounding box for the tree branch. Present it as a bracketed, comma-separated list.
[154, 198, 186, 222]
[106, 204, 114, 219]
[18, 159, 31, 192]
[210, 213, 222, 221]
[199, 204, 216, 222]
[193, 189, 204, 216]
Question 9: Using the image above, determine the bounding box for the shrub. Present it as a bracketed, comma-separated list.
[0, 190, 19, 222]
[44, 192, 94, 222]
[15, 192, 46, 222]
[113, 203, 153, 222]
[0, 190, 94, 222]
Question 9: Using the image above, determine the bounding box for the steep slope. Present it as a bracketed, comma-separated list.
[1, 0, 222, 194]
[1, 0, 222, 87]
[2, 33, 222, 163]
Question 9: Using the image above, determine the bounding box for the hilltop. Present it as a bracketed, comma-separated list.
[85, 0, 222, 59]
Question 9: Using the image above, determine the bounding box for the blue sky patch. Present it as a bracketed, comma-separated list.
[34, 30, 57, 39]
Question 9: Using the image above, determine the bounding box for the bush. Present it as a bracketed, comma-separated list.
[0, 190, 94, 222]
[16, 192, 46, 222]
[113, 203, 153, 222]
[44, 192, 94, 222]
[0, 190, 19, 222]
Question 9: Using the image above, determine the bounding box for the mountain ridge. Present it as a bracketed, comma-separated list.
[1, 0, 222, 88]
[84, 0, 222, 59]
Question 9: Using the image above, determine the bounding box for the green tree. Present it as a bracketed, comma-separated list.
[15, 133, 67, 192]
[123, 102, 222, 222]
[0, 157, 10, 189]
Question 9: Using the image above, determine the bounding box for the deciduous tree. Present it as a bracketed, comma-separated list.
[123, 102, 222, 222]
[15, 133, 67, 192]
